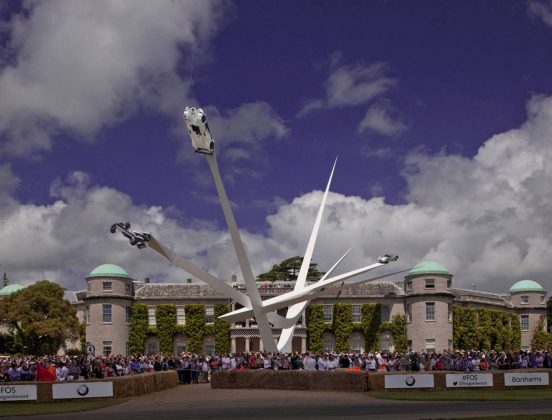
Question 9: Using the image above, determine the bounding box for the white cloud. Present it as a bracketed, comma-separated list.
[0, 0, 230, 157]
[299, 61, 395, 116]
[204, 101, 288, 161]
[3, 95, 552, 295]
[358, 101, 407, 136]
[529, 0, 552, 26]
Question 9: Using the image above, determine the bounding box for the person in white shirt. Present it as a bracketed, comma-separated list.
[303, 354, 317, 371]
[57, 363, 69, 381]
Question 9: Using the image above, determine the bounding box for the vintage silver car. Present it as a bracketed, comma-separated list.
[182, 107, 215, 154]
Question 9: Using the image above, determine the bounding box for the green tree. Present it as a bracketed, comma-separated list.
[129, 304, 148, 354]
[0, 280, 79, 355]
[531, 315, 552, 351]
[257, 256, 325, 282]
[547, 297, 552, 334]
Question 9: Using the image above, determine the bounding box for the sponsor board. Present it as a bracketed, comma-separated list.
[446, 373, 493, 388]
[52, 382, 113, 399]
[0, 385, 37, 402]
[504, 372, 549, 387]
[384, 374, 435, 389]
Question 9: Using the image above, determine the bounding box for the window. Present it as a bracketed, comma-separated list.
[102, 304, 112, 323]
[322, 333, 335, 352]
[205, 305, 214, 324]
[177, 306, 186, 325]
[148, 306, 156, 326]
[425, 278, 435, 289]
[520, 295, 529, 304]
[103, 341, 112, 356]
[102, 281, 112, 291]
[126, 307, 131, 324]
[352, 305, 361, 323]
[541, 295, 546, 304]
[381, 305, 390, 322]
[125, 342, 130, 356]
[85, 305, 90, 324]
[87, 282, 91, 292]
[406, 280, 413, 291]
[203, 335, 215, 355]
[125, 283, 131, 294]
[406, 304, 412, 323]
[425, 302, 435, 321]
[148, 341, 158, 355]
[448, 303, 453, 322]
[425, 339, 436, 352]
[407, 340, 413, 352]
[448, 339, 453, 350]
[521, 315, 529, 331]
[323, 305, 333, 323]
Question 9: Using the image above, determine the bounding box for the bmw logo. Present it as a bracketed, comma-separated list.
[77, 384, 89, 396]
[405, 376, 416, 387]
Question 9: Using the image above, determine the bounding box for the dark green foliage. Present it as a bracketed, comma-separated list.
[388, 314, 407, 352]
[0, 280, 79, 355]
[184, 305, 206, 354]
[547, 298, 552, 333]
[307, 303, 383, 353]
[531, 315, 552, 350]
[361, 303, 381, 352]
[129, 304, 148, 354]
[156, 305, 176, 354]
[257, 256, 325, 282]
[212, 304, 230, 355]
[333, 304, 353, 352]
[307, 305, 325, 353]
[453, 306, 521, 351]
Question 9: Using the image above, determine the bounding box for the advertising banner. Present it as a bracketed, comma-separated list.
[384, 374, 434, 389]
[52, 382, 113, 399]
[504, 372, 549, 387]
[0, 385, 37, 402]
[446, 373, 493, 388]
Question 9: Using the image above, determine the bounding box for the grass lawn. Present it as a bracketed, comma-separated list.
[369, 388, 552, 401]
[0, 398, 126, 417]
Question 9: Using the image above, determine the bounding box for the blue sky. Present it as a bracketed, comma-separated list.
[1, 0, 552, 294]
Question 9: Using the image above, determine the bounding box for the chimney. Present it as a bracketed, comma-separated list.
[231, 273, 237, 283]
[144, 277, 150, 284]
[187, 278, 192, 284]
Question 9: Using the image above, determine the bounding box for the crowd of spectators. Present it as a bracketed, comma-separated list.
[1, 349, 551, 382]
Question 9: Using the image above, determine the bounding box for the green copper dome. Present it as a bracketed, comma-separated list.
[0, 284, 25, 296]
[88, 264, 129, 278]
[407, 261, 450, 276]
[509, 279, 544, 293]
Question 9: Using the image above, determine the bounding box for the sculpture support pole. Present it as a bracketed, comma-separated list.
[205, 153, 277, 352]
[277, 159, 337, 352]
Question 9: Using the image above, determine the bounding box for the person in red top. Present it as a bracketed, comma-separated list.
[37, 359, 56, 381]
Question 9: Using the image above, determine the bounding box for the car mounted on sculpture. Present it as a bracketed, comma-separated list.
[110, 222, 151, 249]
[182, 107, 215, 155]
[377, 254, 399, 264]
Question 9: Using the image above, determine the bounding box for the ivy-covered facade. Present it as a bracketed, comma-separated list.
[71, 261, 549, 356]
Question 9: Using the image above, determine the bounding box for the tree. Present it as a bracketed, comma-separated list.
[257, 256, 325, 282]
[547, 297, 552, 334]
[0, 280, 79, 355]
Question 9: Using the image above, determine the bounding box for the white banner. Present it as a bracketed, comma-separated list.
[0, 385, 37, 401]
[446, 373, 493, 388]
[384, 374, 434, 389]
[52, 382, 113, 399]
[504, 372, 549, 387]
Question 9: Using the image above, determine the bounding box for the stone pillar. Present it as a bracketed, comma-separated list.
[231, 337, 236, 354]
[301, 337, 307, 353]
[245, 337, 250, 352]
[302, 310, 307, 327]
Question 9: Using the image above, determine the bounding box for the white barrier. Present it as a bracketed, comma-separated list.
[52, 382, 114, 399]
[504, 372, 549, 387]
[446, 373, 493, 388]
[384, 374, 434, 389]
[0, 385, 37, 401]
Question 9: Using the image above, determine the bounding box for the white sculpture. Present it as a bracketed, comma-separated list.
[111, 107, 404, 353]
